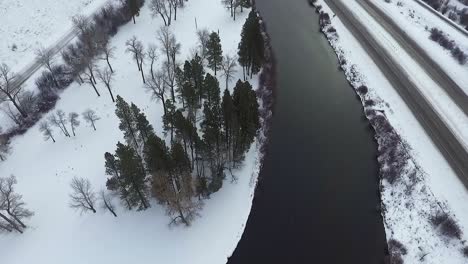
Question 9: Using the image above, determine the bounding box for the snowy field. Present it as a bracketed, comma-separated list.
[0, 0, 109, 71]
[317, 0, 468, 263]
[0, 1, 261, 264]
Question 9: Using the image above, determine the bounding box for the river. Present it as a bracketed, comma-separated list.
[227, 0, 387, 263]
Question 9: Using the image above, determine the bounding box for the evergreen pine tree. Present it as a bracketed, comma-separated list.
[206, 32, 223, 76]
[232, 80, 260, 160]
[104, 152, 132, 210]
[190, 54, 205, 102]
[238, 10, 265, 79]
[163, 99, 177, 143]
[115, 96, 140, 149]
[115, 142, 149, 210]
[131, 103, 154, 144]
[204, 73, 221, 106]
[222, 88, 236, 164]
[127, 0, 140, 24]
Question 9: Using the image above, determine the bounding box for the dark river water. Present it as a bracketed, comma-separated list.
[227, 0, 387, 263]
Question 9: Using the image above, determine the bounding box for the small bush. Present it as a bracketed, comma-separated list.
[327, 27, 336, 33]
[365, 100, 375, 107]
[357, 85, 368, 95]
[431, 212, 462, 240]
[462, 246, 468, 258]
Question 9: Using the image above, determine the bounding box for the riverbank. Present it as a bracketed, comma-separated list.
[313, 1, 468, 263]
[227, 0, 387, 262]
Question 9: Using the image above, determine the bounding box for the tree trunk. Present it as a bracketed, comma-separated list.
[160, 14, 168, 26]
[0, 212, 22, 233]
[107, 204, 117, 217]
[51, 134, 56, 142]
[106, 84, 115, 102]
[140, 62, 146, 84]
[133, 15, 136, 24]
[90, 78, 101, 96]
[161, 95, 167, 117]
[136, 187, 148, 209]
[8, 95, 27, 118]
[106, 58, 114, 73]
[92, 121, 96, 131]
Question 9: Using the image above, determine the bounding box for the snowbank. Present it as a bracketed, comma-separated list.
[315, 1, 468, 263]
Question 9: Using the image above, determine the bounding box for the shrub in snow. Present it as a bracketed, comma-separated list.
[364, 99, 375, 107]
[430, 212, 462, 240]
[357, 85, 368, 95]
[463, 246, 468, 258]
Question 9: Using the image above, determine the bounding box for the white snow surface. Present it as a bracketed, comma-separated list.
[0, 1, 261, 264]
[372, 0, 468, 91]
[317, 0, 468, 262]
[0, 0, 109, 71]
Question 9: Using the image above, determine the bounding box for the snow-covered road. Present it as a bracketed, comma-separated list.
[324, 0, 468, 188]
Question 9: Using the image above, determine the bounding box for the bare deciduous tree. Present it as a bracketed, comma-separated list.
[146, 44, 159, 80]
[82, 109, 100, 131]
[125, 36, 146, 83]
[99, 189, 117, 217]
[82, 60, 100, 97]
[69, 112, 80, 136]
[221, 54, 237, 89]
[196, 28, 210, 60]
[97, 67, 116, 102]
[36, 47, 59, 88]
[145, 71, 168, 115]
[150, 0, 172, 26]
[0, 175, 34, 233]
[39, 121, 56, 143]
[49, 110, 71, 137]
[158, 26, 179, 102]
[99, 42, 116, 73]
[0, 64, 27, 117]
[69, 177, 97, 214]
[72, 15, 90, 35]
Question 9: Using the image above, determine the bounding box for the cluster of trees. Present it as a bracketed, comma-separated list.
[103, 76, 259, 225]
[221, 0, 251, 21]
[69, 176, 118, 217]
[39, 109, 100, 142]
[66, 2, 263, 226]
[0, 175, 33, 233]
[429, 28, 467, 65]
[149, 0, 187, 26]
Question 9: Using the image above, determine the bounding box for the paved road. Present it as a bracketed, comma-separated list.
[357, 0, 468, 117]
[10, 28, 79, 89]
[8, 0, 110, 89]
[324, 0, 468, 188]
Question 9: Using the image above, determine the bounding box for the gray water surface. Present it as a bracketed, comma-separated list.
[227, 0, 387, 263]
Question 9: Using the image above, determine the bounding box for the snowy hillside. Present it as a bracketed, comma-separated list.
[0, 1, 262, 264]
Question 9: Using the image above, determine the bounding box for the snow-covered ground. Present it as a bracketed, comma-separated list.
[316, 0, 468, 263]
[339, 1, 468, 152]
[0, 0, 108, 71]
[372, 0, 468, 90]
[0, 1, 262, 264]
